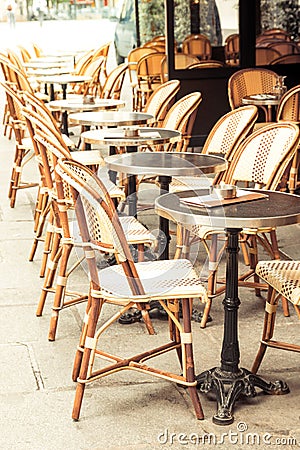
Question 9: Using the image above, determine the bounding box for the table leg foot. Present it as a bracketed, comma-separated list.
[196, 367, 289, 425]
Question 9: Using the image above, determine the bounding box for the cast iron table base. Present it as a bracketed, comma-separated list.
[196, 228, 289, 425]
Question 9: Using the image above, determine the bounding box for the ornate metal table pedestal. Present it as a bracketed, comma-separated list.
[196, 228, 289, 425]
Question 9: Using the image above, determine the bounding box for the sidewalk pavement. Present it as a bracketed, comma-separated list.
[0, 92, 300, 450]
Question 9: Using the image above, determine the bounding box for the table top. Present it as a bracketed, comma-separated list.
[69, 111, 154, 127]
[90, 128, 181, 147]
[36, 74, 91, 84]
[155, 188, 300, 229]
[27, 68, 72, 77]
[105, 152, 227, 176]
[48, 98, 125, 112]
[24, 60, 73, 69]
[242, 94, 280, 107]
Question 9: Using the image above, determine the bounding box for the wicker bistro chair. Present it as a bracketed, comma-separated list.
[224, 33, 240, 66]
[170, 105, 259, 192]
[100, 62, 128, 100]
[127, 47, 158, 111]
[56, 157, 207, 421]
[228, 68, 279, 121]
[135, 52, 165, 111]
[182, 34, 212, 60]
[143, 79, 180, 127]
[252, 260, 300, 374]
[160, 54, 199, 82]
[0, 81, 39, 208]
[23, 111, 156, 339]
[175, 122, 300, 328]
[255, 47, 281, 65]
[275, 84, 300, 194]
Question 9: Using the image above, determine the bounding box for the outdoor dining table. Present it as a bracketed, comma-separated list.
[155, 187, 300, 424]
[105, 152, 226, 259]
[37, 74, 92, 101]
[242, 94, 280, 122]
[74, 111, 154, 149]
[48, 98, 125, 136]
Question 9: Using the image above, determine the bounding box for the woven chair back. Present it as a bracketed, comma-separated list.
[162, 91, 202, 151]
[143, 79, 180, 126]
[228, 122, 300, 190]
[228, 68, 279, 109]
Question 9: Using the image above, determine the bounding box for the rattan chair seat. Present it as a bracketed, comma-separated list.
[256, 260, 300, 305]
[97, 258, 206, 302]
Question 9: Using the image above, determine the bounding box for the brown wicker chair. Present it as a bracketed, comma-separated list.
[182, 34, 212, 60]
[161, 54, 199, 82]
[224, 33, 239, 66]
[276, 84, 300, 194]
[252, 260, 300, 374]
[135, 52, 165, 110]
[56, 157, 207, 421]
[127, 47, 158, 110]
[228, 67, 279, 121]
[255, 47, 281, 65]
[143, 79, 180, 127]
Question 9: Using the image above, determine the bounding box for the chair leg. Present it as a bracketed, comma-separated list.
[72, 293, 101, 421]
[251, 287, 278, 374]
[36, 233, 62, 317]
[181, 299, 204, 420]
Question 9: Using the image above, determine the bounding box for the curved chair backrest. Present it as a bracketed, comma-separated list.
[276, 84, 300, 122]
[256, 47, 281, 65]
[127, 46, 158, 85]
[188, 60, 224, 69]
[162, 91, 202, 152]
[182, 34, 212, 60]
[74, 49, 94, 75]
[57, 158, 139, 274]
[267, 41, 300, 56]
[101, 63, 128, 100]
[228, 67, 279, 109]
[17, 45, 32, 63]
[203, 105, 258, 157]
[32, 43, 43, 58]
[271, 54, 300, 65]
[91, 42, 111, 78]
[0, 55, 32, 92]
[225, 33, 239, 64]
[143, 79, 180, 126]
[228, 122, 300, 190]
[160, 54, 199, 82]
[259, 28, 291, 41]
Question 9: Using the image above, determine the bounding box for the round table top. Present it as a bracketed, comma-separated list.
[69, 111, 154, 127]
[242, 94, 280, 107]
[155, 188, 300, 229]
[24, 60, 73, 69]
[87, 127, 181, 147]
[105, 152, 227, 176]
[27, 68, 72, 77]
[48, 98, 125, 112]
[37, 74, 91, 84]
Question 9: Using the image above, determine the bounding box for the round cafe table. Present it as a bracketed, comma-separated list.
[69, 111, 154, 128]
[242, 94, 280, 122]
[48, 98, 125, 136]
[155, 188, 300, 424]
[105, 152, 226, 259]
[37, 74, 92, 101]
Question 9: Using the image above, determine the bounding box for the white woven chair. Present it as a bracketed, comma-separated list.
[252, 260, 300, 374]
[176, 122, 300, 328]
[56, 157, 207, 421]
